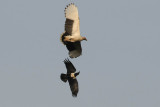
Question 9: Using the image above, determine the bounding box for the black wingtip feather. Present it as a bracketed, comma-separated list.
[64, 58, 70, 63]
[63, 58, 70, 64]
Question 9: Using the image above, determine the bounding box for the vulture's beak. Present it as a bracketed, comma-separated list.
[82, 37, 87, 41]
[84, 37, 87, 41]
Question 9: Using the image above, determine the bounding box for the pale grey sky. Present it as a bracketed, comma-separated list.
[0, 0, 160, 107]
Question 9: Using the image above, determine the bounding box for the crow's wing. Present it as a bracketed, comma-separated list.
[64, 58, 76, 73]
[68, 78, 79, 97]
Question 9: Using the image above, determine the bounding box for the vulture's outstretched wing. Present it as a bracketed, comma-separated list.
[64, 58, 76, 73]
[67, 42, 82, 58]
[64, 3, 80, 35]
[60, 3, 84, 58]
[68, 78, 79, 97]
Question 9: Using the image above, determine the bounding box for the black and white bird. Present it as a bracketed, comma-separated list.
[60, 3, 87, 58]
[60, 58, 80, 97]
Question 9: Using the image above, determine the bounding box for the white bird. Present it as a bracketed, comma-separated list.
[60, 3, 87, 58]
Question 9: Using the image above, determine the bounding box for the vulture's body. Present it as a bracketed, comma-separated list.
[60, 58, 80, 97]
[60, 3, 87, 58]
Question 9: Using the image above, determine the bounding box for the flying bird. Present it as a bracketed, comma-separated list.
[60, 58, 80, 97]
[60, 3, 87, 58]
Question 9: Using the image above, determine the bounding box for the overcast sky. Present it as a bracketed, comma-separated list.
[0, 0, 160, 107]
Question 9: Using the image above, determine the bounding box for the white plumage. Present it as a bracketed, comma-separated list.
[65, 4, 79, 20]
[60, 3, 87, 58]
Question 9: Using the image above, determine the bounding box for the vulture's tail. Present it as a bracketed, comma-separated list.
[60, 32, 70, 45]
[60, 73, 68, 82]
[60, 32, 66, 44]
